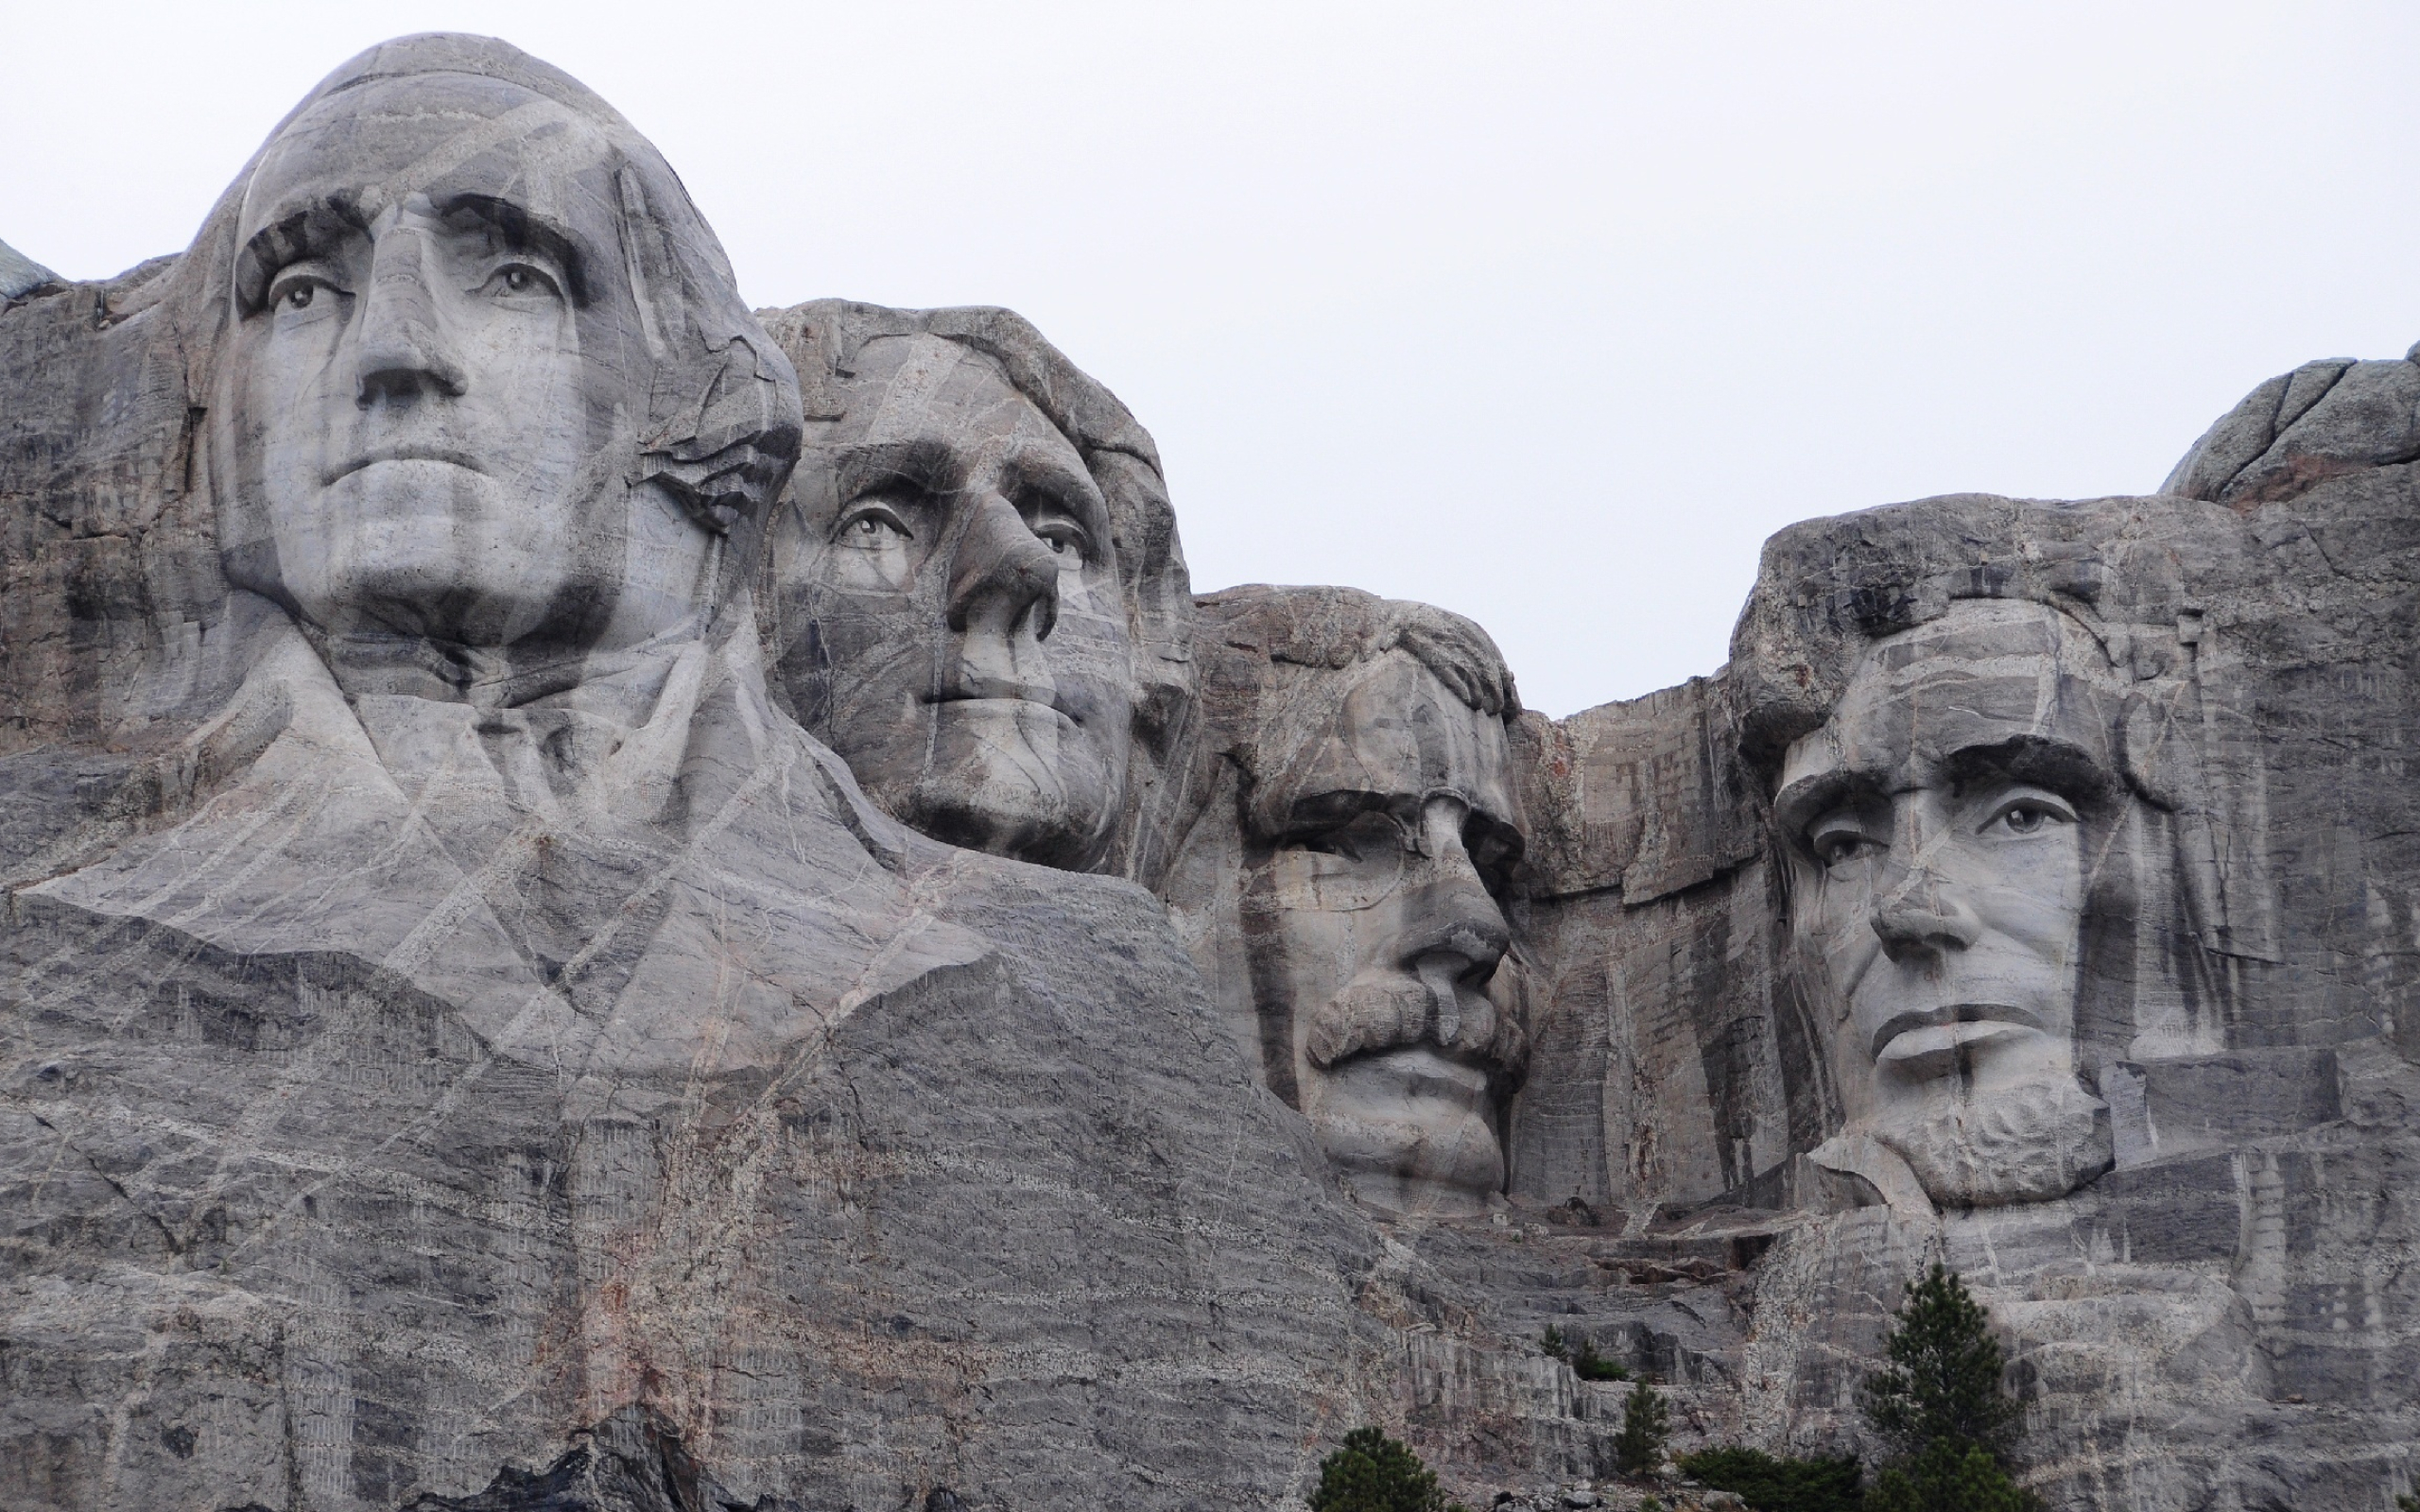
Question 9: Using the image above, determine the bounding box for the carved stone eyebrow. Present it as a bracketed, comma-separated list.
[1278, 788, 1398, 839]
[1940, 734, 2117, 806]
[1772, 768, 1874, 848]
[1005, 447, 1112, 548]
[431, 194, 590, 304]
[832, 438, 959, 503]
[232, 191, 593, 314]
[233, 198, 364, 314]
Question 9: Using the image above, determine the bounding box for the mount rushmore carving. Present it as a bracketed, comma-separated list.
[7, 32, 2420, 1512]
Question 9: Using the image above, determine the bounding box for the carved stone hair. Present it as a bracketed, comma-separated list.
[764, 298, 1199, 885]
[184, 33, 802, 583]
[1728, 490, 2278, 1094]
[1196, 584, 1518, 716]
[1190, 584, 1520, 843]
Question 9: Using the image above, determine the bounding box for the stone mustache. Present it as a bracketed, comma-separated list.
[8, 27, 2420, 1512]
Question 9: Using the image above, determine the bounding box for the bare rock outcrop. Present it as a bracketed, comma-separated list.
[0, 35, 1392, 1512]
[12, 29, 2420, 1512]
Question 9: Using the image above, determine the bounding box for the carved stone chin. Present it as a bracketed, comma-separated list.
[1869, 1073, 2114, 1209]
[1772, 597, 2131, 1210]
[0, 37, 1355, 1512]
[19, 27, 2420, 1512]
[756, 303, 1187, 877]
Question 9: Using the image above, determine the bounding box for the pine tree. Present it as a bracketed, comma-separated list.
[1308, 1427, 1452, 1512]
[1860, 1439, 2040, 1512]
[1857, 1263, 2040, 1512]
[1858, 1263, 2023, 1463]
[1677, 1445, 1862, 1512]
[1613, 1382, 1670, 1478]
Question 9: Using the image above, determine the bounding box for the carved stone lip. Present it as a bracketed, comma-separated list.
[1334, 1043, 1493, 1103]
[326, 446, 486, 483]
[1871, 1003, 2044, 1065]
[926, 690, 1081, 726]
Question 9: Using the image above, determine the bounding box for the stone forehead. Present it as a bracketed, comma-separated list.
[1253, 652, 1516, 832]
[841, 333, 1063, 447]
[1789, 599, 2123, 784]
[244, 72, 612, 233]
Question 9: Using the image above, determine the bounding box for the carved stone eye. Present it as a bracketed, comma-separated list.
[285, 284, 315, 310]
[838, 503, 913, 545]
[1031, 521, 1088, 561]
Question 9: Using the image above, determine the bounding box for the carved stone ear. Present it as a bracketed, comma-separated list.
[636, 336, 804, 537]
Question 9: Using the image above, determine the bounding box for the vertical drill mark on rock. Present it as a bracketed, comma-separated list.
[11, 31, 2420, 1512]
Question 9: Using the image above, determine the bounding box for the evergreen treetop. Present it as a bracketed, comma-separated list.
[1614, 1381, 1670, 1478]
[1857, 1263, 2023, 1464]
[1308, 1427, 1459, 1512]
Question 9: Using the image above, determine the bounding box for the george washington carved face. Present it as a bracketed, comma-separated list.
[211, 59, 791, 698]
[1776, 599, 2118, 1206]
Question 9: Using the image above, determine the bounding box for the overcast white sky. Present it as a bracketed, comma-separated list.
[8, 2, 2417, 715]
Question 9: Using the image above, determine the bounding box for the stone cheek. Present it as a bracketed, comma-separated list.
[753, 301, 1187, 881]
[0, 35, 1382, 1512]
[1161, 591, 1529, 1221]
[13, 31, 2420, 1512]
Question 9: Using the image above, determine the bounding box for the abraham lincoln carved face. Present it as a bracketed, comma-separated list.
[1776, 599, 2118, 1207]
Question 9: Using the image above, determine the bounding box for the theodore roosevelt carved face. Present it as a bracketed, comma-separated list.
[1776, 599, 2117, 1207]
[1171, 588, 1530, 1217]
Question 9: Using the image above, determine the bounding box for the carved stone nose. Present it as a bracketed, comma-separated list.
[354, 227, 467, 404]
[946, 492, 1060, 643]
[1870, 871, 1980, 962]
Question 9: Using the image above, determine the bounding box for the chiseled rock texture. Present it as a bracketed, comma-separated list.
[12, 34, 2420, 1512]
[1480, 349, 2420, 1510]
[0, 240, 57, 302]
[1505, 676, 1785, 1217]
[0, 39, 1397, 1512]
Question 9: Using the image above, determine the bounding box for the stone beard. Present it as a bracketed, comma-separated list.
[762, 314, 1147, 872]
[1775, 598, 2119, 1209]
[1169, 588, 1530, 1217]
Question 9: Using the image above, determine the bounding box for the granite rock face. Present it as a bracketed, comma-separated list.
[0, 35, 1392, 1512]
[752, 300, 1197, 885]
[1484, 452, 2420, 1504]
[1159, 585, 1528, 1220]
[11, 28, 2420, 1512]
[0, 240, 57, 302]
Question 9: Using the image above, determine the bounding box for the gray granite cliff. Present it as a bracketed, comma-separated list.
[9, 30, 2420, 1512]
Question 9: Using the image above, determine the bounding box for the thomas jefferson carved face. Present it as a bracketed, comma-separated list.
[1245, 651, 1527, 1216]
[216, 72, 716, 679]
[1777, 599, 2116, 1206]
[769, 333, 1134, 868]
